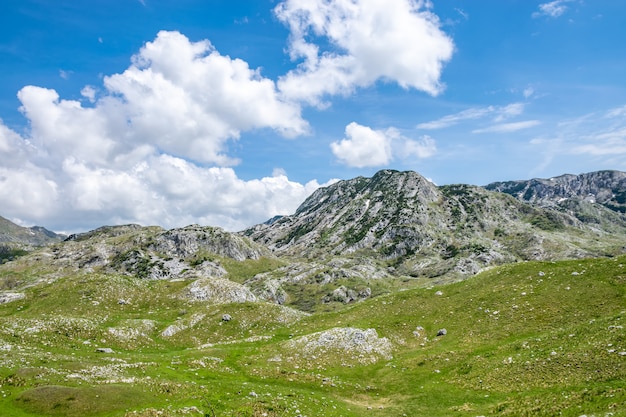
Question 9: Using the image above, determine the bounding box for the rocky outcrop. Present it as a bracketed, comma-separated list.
[183, 278, 257, 304]
[283, 327, 392, 364]
[49, 224, 272, 280]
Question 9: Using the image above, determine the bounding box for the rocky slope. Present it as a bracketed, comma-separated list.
[3, 169, 626, 312]
[0, 215, 65, 247]
[5, 224, 273, 291]
[485, 170, 626, 213]
[244, 170, 626, 282]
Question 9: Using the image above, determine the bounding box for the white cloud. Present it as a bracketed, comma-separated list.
[417, 103, 526, 130]
[0, 31, 327, 232]
[0, 123, 331, 231]
[402, 135, 437, 159]
[275, 0, 454, 106]
[533, 0, 573, 18]
[523, 86, 535, 98]
[14, 31, 310, 170]
[417, 107, 494, 130]
[528, 106, 626, 173]
[103, 30, 309, 164]
[472, 120, 541, 134]
[606, 105, 626, 118]
[0, 121, 23, 154]
[81, 86, 97, 103]
[493, 103, 525, 122]
[331, 122, 436, 168]
[331, 122, 393, 168]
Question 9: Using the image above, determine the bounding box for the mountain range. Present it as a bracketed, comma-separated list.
[2, 169, 626, 309]
[0, 169, 625, 416]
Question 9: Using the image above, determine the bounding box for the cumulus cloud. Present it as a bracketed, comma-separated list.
[104, 30, 309, 164]
[472, 120, 541, 134]
[275, 0, 454, 106]
[533, 0, 573, 18]
[417, 103, 526, 130]
[331, 122, 394, 167]
[331, 122, 435, 168]
[0, 31, 327, 232]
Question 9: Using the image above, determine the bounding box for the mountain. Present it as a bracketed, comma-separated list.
[0, 215, 66, 263]
[244, 169, 626, 282]
[485, 170, 626, 213]
[0, 215, 66, 247]
[43, 224, 274, 288]
[0, 170, 625, 415]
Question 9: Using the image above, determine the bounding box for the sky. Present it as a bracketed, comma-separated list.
[1, 0, 625, 233]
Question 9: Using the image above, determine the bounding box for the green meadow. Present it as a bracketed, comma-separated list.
[0, 254, 624, 416]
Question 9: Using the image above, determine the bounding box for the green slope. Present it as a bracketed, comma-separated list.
[0, 255, 624, 416]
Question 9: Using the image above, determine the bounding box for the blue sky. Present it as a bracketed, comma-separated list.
[1, 0, 625, 233]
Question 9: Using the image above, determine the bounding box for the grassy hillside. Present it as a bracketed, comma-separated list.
[0, 254, 624, 416]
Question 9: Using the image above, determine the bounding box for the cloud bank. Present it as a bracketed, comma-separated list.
[0, 31, 318, 232]
[0, 1, 455, 232]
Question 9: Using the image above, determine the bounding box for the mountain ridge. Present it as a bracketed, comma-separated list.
[244, 169, 626, 281]
[485, 169, 626, 212]
[0, 215, 66, 247]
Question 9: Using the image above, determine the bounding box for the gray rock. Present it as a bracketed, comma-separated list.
[95, 347, 114, 353]
[222, 314, 232, 322]
[437, 328, 447, 337]
[184, 278, 257, 304]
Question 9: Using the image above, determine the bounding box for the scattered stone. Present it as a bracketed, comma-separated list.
[0, 292, 26, 304]
[248, 391, 258, 398]
[222, 314, 232, 322]
[161, 323, 187, 337]
[437, 328, 447, 337]
[435, 291, 443, 296]
[538, 271, 545, 276]
[95, 347, 114, 354]
[413, 326, 425, 338]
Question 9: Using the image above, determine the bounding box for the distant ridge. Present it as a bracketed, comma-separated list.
[485, 170, 626, 213]
[0, 215, 66, 247]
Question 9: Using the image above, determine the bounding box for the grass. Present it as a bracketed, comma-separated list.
[0, 255, 624, 416]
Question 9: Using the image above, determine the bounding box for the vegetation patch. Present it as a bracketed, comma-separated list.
[15, 385, 152, 416]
